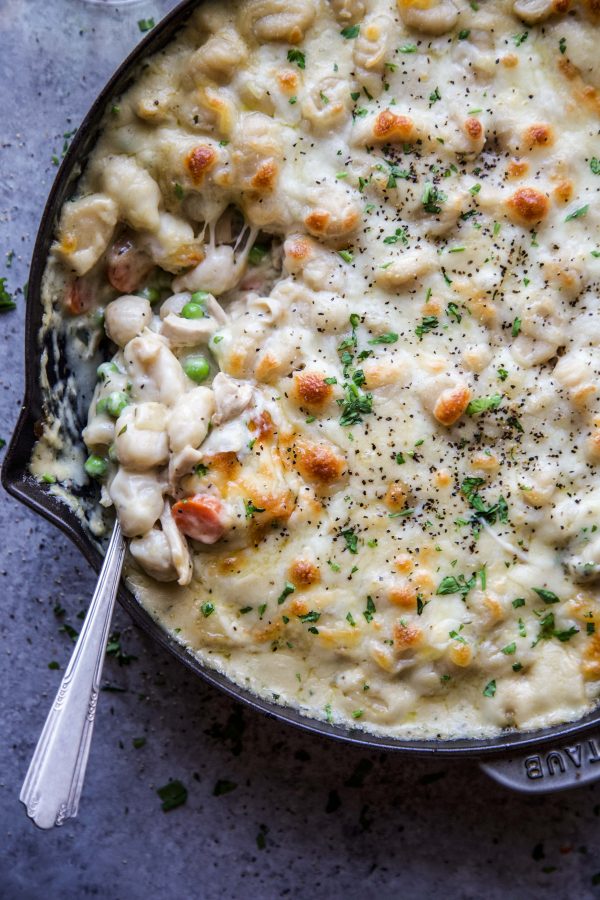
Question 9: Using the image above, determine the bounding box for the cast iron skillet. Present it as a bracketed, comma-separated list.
[4, 0, 600, 794]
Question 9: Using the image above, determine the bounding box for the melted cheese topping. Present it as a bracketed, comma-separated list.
[39, 0, 600, 739]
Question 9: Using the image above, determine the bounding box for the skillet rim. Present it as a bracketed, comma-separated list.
[4, 0, 600, 758]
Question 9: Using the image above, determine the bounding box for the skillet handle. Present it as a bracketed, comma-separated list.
[20, 523, 125, 828]
[480, 731, 600, 793]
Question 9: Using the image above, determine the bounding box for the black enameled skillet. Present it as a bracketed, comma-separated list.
[4, 0, 600, 794]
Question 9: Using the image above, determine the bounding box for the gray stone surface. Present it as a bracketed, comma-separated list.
[1, 2, 600, 897]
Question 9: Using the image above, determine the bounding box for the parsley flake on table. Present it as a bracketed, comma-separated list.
[138, 18, 155, 33]
[157, 779, 187, 811]
[213, 779, 237, 796]
[0, 278, 16, 312]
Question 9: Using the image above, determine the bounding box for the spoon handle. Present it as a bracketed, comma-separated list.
[20, 522, 125, 829]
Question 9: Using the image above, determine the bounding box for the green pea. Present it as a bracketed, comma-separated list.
[183, 355, 210, 383]
[180, 301, 206, 319]
[137, 286, 161, 305]
[97, 361, 120, 381]
[248, 245, 267, 266]
[85, 454, 108, 479]
[105, 391, 130, 418]
[191, 290, 210, 304]
[96, 397, 108, 415]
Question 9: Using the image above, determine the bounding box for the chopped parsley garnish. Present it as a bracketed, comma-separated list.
[244, 499, 266, 518]
[415, 315, 439, 340]
[565, 204, 589, 222]
[277, 582, 295, 605]
[174, 182, 184, 200]
[532, 587, 560, 605]
[341, 528, 358, 554]
[386, 165, 410, 188]
[399, 43, 417, 53]
[339, 249, 354, 263]
[502, 642, 516, 655]
[429, 87, 441, 107]
[368, 332, 398, 344]
[497, 367, 509, 382]
[157, 780, 187, 811]
[195, 463, 209, 477]
[287, 49, 305, 68]
[466, 394, 503, 416]
[340, 24, 360, 38]
[137, 18, 155, 32]
[512, 597, 526, 608]
[483, 680, 497, 697]
[591, 158, 600, 175]
[513, 662, 523, 672]
[389, 508, 415, 518]
[437, 573, 476, 599]
[0, 278, 16, 312]
[513, 32, 528, 47]
[383, 227, 408, 245]
[512, 317, 522, 337]
[533, 612, 579, 646]
[395, 452, 405, 464]
[298, 611, 321, 623]
[559, 37, 567, 54]
[449, 628, 466, 644]
[446, 302, 462, 323]
[346, 611, 356, 627]
[461, 477, 508, 526]
[469, 183, 481, 195]
[416, 594, 426, 615]
[133, 737, 146, 749]
[338, 382, 373, 425]
[458, 28, 470, 39]
[200, 601, 215, 618]
[363, 595, 376, 623]
[421, 182, 447, 214]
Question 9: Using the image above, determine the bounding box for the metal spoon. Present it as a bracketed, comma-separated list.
[20, 523, 125, 829]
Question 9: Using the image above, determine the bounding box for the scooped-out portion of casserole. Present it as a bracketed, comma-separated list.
[36, 0, 600, 738]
